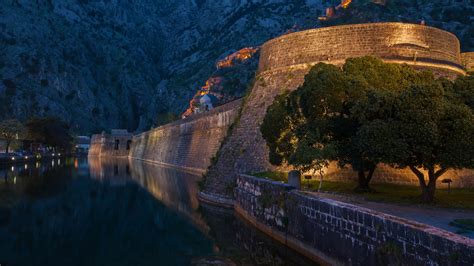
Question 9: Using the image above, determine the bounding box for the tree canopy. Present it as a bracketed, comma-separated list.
[261, 56, 474, 200]
[0, 119, 25, 153]
[26, 117, 73, 151]
[354, 79, 474, 202]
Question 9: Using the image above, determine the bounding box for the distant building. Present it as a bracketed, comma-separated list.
[75, 136, 91, 154]
[88, 129, 133, 157]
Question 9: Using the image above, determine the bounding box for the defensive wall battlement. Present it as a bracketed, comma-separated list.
[258, 22, 465, 78]
[201, 23, 473, 201]
[462, 52, 474, 72]
[129, 99, 242, 174]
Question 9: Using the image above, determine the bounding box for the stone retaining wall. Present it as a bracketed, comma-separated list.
[235, 174, 474, 265]
[129, 99, 242, 173]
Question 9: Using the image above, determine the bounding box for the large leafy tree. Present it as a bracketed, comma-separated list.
[355, 82, 474, 202]
[261, 56, 435, 191]
[0, 119, 25, 153]
[26, 117, 73, 151]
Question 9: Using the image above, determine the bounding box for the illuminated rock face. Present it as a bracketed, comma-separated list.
[203, 23, 471, 199]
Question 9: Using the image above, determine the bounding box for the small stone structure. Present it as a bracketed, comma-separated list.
[235, 174, 474, 265]
[202, 22, 473, 201]
[88, 129, 133, 158]
[129, 99, 242, 174]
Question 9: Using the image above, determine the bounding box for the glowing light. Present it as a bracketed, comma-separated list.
[13, 176, 16, 184]
[25, 164, 28, 170]
[24, 156, 28, 159]
[340, 0, 352, 9]
[182, 47, 259, 119]
[11, 157, 15, 161]
[11, 166, 14, 171]
[216, 47, 259, 69]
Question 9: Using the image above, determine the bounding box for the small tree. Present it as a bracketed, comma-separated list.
[0, 119, 25, 153]
[355, 82, 474, 202]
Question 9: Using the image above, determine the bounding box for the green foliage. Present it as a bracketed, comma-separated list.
[155, 112, 178, 127]
[259, 176, 474, 209]
[354, 79, 474, 202]
[26, 117, 73, 151]
[0, 119, 25, 153]
[253, 171, 287, 182]
[261, 57, 434, 190]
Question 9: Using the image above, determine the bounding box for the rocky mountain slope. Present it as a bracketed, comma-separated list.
[0, 0, 472, 134]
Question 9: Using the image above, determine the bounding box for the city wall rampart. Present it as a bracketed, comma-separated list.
[202, 22, 472, 201]
[259, 22, 465, 78]
[88, 131, 132, 158]
[462, 52, 474, 72]
[129, 99, 242, 174]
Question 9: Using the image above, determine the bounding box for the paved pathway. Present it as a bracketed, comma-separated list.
[308, 191, 474, 239]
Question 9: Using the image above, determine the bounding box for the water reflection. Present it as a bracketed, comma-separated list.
[0, 158, 315, 266]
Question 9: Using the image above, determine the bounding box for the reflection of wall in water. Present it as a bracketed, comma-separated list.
[129, 161, 207, 229]
[88, 157, 131, 186]
[88, 158, 206, 230]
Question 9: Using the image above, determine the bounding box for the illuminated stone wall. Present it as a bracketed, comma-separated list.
[259, 22, 465, 78]
[129, 99, 242, 174]
[88, 131, 132, 158]
[462, 52, 474, 72]
[235, 174, 474, 265]
[324, 163, 474, 189]
[202, 23, 471, 200]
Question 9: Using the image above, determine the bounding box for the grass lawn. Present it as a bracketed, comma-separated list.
[253, 171, 474, 210]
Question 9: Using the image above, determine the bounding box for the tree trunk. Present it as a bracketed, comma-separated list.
[5, 141, 10, 154]
[318, 169, 324, 192]
[355, 166, 376, 192]
[409, 166, 447, 203]
[420, 178, 436, 203]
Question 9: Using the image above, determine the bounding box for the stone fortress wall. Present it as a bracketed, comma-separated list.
[462, 52, 474, 72]
[258, 23, 465, 78]
[202, 22, 472, 201]
[129, 99, 242, 174]
[88, 130, 133, 158]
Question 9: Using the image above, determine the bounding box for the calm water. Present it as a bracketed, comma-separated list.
[0, 158, 315, 266]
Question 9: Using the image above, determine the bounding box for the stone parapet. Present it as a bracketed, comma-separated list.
[259, 22, 465, 78]
[235, 174, 474, 265]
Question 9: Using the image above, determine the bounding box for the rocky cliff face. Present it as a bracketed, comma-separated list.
[1, 0, 472, 134]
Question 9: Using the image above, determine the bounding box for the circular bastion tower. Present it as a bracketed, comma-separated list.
[201, 22, 472, 204]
